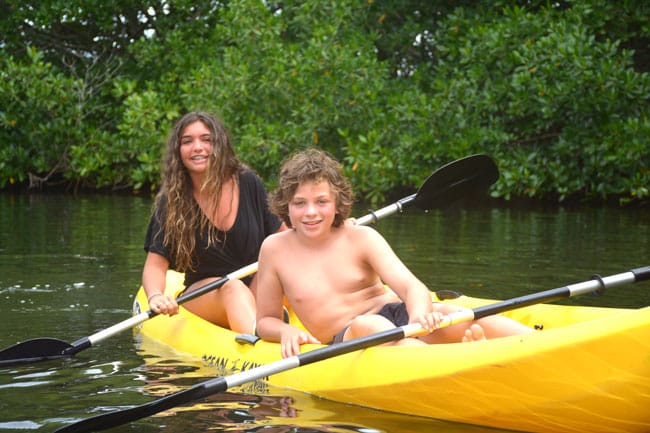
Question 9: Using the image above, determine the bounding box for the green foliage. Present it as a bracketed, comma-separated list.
[0, 48, 80, 188]
[1, 0, 649, 205]
[419, 2, 650, 203]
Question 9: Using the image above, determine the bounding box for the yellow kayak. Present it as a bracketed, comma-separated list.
[133, 270, 650, 433]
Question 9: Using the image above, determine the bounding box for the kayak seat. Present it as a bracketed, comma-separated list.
[434, 290, 463, 300]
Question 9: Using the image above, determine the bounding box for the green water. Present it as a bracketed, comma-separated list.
[0, 193, 648, 433]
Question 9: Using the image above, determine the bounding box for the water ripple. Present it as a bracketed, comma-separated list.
[0, 421, 42, 430]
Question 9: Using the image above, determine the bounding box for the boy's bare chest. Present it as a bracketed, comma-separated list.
[281, 247, 371, 295]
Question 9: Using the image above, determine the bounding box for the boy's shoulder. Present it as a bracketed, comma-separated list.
[338, 223, 383, 245]
[261, 228, 293, 250]
[347, 223, 380, 237]
[348, 225, 390, 252]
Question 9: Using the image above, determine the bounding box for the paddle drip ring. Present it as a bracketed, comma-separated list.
[367, 209, 380, 224]
[589, 274, 606, 295]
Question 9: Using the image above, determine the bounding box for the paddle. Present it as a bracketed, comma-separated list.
[54, 265, 650, 433]
[0, 154, 499, 368]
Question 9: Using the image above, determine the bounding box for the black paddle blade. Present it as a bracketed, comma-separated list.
[413, 154, 499, 210]
[0, 338, 73, 367]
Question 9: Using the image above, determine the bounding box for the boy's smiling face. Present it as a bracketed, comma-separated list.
[288, 179, 337, 238]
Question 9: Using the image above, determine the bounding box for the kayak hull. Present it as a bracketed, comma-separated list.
[134, 271, 650, 433]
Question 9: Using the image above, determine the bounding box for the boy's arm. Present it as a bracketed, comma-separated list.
[361, 227, 437, 331]
[256, 241, 288, 340]
[256, 240, 320, 358]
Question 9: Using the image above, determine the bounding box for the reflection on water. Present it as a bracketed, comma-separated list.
[0, 193, 648, 433]
[111, 342, 507, 433]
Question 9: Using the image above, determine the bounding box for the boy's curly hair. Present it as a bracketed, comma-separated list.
[270, 148, 354, 228]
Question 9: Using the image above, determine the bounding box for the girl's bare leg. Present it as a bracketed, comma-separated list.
[183, 278, 256, 334]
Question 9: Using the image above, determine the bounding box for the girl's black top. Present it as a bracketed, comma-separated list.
[144, 169, 281, 287]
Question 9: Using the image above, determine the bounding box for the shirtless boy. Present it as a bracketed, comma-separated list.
[255, 149, 532, 358]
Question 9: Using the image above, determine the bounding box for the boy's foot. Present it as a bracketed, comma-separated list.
[462, 323, 486, 342]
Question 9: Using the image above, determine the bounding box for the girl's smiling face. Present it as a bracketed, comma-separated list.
[179, 120, 212, 176]
[288, 179, 337, 238]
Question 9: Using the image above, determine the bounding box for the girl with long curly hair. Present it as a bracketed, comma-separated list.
[142, 112, 286, 333]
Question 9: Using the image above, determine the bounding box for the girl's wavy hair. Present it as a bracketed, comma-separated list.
[153, 111, 240, 271]
[270, 148, 353, 229]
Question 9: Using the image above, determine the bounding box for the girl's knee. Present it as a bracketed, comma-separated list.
[222, 279, 252, 296]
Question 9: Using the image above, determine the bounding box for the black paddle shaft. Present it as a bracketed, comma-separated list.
[471, 265, 650, 320]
